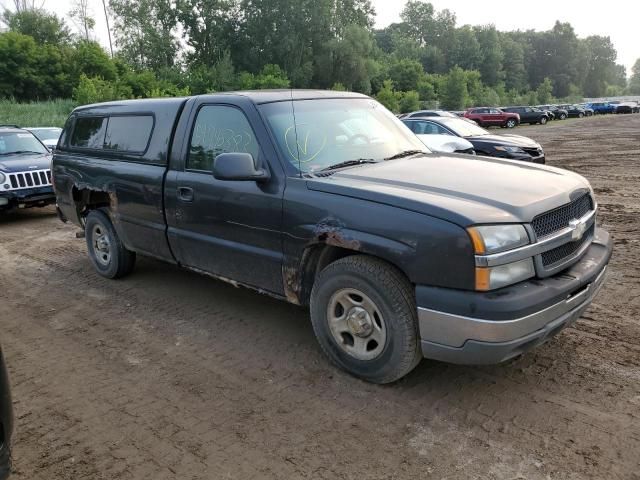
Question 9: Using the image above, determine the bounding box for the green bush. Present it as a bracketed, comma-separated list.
[398, 90, 420, 113]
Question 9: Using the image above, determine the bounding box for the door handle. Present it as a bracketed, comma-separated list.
[177, 186, 194, 202]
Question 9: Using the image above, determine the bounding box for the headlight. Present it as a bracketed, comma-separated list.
[494, 146, 525, 153]
[0, 172, 5, 184]
[467, 224, 529, 254]
[475, 258, 535, 291]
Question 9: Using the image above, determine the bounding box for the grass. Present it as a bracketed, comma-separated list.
[0, 99, 76, 128]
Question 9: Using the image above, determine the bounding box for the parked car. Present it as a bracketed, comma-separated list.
[53, 91, 611, 383]
[26, 127, 62, 150]
[501, 106, 549, 125]
[463, 107, 520, 128]
[586, 102, 616, 114]
[554, 105, 590, 118]
[538, 105, 569, 120]
[403, 110, 459, 119]
[613, 102, 636, 114]
[0, 344, 13, 480]
[402, 116, 545, 163]
[0, 126, 55, 212]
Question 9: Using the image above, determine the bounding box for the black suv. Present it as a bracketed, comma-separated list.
[501, 106, 549, 125]
[52, 91, 612, 383]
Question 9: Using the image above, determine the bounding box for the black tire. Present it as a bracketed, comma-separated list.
[310, 255, 421, 384]
[578, 112, 584, 118]
[85, 209, 136, 279]
[559, 113, 567, 120]
[505, 118, 517, 128]
[539, 116, 548, 125]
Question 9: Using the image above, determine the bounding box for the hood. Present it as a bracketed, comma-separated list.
[0, 153, 51, 173]
[306, 154, 590, 227]
[466, 133, 540, 148]
[416, 134, 474, 153]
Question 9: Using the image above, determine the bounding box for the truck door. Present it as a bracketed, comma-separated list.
[164, 100, 286, 295]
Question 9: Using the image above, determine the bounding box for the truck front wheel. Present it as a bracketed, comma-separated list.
[85, 209, 136, 279]
[310, 256, 421, 384]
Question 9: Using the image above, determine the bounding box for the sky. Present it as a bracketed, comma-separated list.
[19, 0, 640, 75]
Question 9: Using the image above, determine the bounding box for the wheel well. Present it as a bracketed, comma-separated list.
[72, 187, 111, 220]
[296, 244, 410, 306]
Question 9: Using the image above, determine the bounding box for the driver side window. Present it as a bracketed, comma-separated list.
[188, 105, 260, 171]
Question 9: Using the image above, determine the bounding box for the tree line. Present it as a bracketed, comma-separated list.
[0, 0, 638, 112]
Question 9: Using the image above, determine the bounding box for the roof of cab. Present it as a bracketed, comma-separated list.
[72, 89, 369, 113]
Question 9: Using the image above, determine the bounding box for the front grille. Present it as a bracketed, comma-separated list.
[6, 169, 52, 190]
[541, 224, 594, 267]
[522, 147, 543, 158]
[532, 194, 593, 238]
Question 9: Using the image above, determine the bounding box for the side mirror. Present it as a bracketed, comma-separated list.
[212, 152, 270, 182]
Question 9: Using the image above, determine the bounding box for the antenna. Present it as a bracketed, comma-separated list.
[290, 88, 302, 176]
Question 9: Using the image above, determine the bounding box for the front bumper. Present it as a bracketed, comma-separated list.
[417, 228, 612, 364]
[0, 186, 55, 210]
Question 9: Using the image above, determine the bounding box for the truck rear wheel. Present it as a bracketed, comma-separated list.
[85, 209, 136, 279]
[310, 256, 421, 384]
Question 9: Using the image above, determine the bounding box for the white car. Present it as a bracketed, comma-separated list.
[26, 127, 62, 150]
[416, 134, 475, 154]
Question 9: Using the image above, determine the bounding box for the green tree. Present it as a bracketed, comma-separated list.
[628, 58, 640, 94]
[69, 41, 117, 82]
[316, 24, 378, 93]
[398, 90, 420, 113]
[110, 0, 179, 70]
[441, 66, 468, 110]
[375, 79, 399, 112]
[500, 36, 527, 92]
[474, 25, 503, 87]
[536, 77, 554, 104]
[2, 9, 72, 45]
[583, 35, 618, 97]
[450, 26, 480, 70]
[389, 59, 423, 92]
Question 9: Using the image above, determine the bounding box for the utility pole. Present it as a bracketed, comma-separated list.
[102, 0, 114, 58]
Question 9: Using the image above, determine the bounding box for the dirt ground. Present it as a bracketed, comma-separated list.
[1, 114, 639, 480]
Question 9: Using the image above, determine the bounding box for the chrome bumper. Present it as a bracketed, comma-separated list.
[418, 261, 608, 364]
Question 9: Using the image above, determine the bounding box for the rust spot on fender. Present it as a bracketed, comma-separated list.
[314, 217, 361, 250]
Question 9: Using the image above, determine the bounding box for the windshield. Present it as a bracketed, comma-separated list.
[29, 128, 62, 141]
[436, 117, 490, 137]
[259, 98, 427, 174]
[0, 131, 48, 155]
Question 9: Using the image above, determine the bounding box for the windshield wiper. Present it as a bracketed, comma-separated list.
[383, 150, 425, 161]
[318, 159, 379, 172]
[0, 150, 45, 156]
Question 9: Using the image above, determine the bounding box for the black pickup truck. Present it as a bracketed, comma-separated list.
[52, 91, 612, 383]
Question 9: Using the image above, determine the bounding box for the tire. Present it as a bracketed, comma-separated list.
[559, 113, 567, 120]
[310, 255, 421, 384]
[505, 118, 517, 128]
[539, 116, 547, 125]
[85, 209, 136, 279]
[578, 112, 584, 118]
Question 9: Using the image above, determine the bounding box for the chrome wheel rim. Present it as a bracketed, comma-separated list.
[327, 288, 387, 361]
[92, 224, 111, 266]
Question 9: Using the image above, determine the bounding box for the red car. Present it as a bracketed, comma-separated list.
[463, 107, 520, 128]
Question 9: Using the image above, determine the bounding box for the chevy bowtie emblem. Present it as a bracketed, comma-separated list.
[569, 218, 587, 241]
